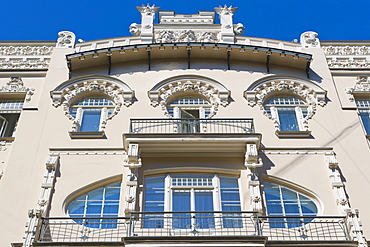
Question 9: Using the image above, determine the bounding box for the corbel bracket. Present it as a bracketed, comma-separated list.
[124, 143, 142, 168]
[245, 144, 263, 167]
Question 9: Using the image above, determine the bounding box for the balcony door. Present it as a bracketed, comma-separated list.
[172, 189, 214, 229]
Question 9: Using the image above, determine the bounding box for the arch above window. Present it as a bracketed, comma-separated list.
[244, 75, 327, 110]
[51, 75, 135, 133]
[148, 75, 231, 118]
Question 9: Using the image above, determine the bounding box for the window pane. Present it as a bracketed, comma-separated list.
[67, 182, 121, 229]
[359, 110, 370, 134]
[277, 107, 299, 131]
[80, 109, 101, 132]
[173, 190, 191, 229]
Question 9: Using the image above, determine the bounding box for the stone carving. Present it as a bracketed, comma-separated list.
[345, 209, 368, 246]
[246, 79, 326, 131]
[234, 23, 245, 35]
[155, 30, 219, 43]
[155, 30, 176, 43]
[52, 79, 134, 130]
[0, 58, 50, 70]
[246, 168, 262, 213]
[149, 80, 230, 118]
[300, 31, 320, 48]
[178, 30, 196, 42]
[323, 45, 370, 56]
[345, 76, 370, 101]
[0, 46, 52, 56]
[0, 77, 35, 101]
[56, 31, 76, 48]
[129, 23, 141, 36]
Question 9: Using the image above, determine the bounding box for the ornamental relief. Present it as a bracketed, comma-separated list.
[52, 80, 134, 122]
[345, 76, 370, 101]
[0, 46, 53, 56]
[149, 80, 229, 118]
[246, 80, 327, 122]
[155, 30, 218, 43]
[323, 45, 370, 56]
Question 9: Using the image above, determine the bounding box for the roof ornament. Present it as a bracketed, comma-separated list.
[214, 5, 239, 43]
[56, 31, 76, 48]
[136, 3, 160, 14]
[300, 31, 320, 48]
[135, 4, 160, 43]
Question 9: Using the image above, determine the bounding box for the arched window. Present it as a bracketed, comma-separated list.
[67, 182, 121, 229]
[70, 97, 115, 132]
[264, 182, 317, 228]
[264, 95, 308, 132]
[144, 174, 241, 229]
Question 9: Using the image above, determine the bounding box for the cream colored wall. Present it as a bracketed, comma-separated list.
[1, 40, 370, 247]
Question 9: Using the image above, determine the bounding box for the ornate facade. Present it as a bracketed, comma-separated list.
[0, 5, 369, 247]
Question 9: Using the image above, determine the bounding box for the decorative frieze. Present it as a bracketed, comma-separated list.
[327, 57, 370, 69]
[323, 45, 370, 56]
[0, 46, 52, 56]
[0, 58, 50, 70]
[155, 30, 218, 43]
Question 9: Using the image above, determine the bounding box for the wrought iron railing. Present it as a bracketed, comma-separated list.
[36, 212, 349, 243]
[129, 118, 255, 134]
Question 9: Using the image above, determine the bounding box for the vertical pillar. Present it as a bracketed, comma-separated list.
[345, 209, 368, 246]
[136, 4, 160, 43]
[325, 152, 350, 213]
[214, 5, 238, 43]
[123, 144, 142, 214]
[22, 154, 60, 247]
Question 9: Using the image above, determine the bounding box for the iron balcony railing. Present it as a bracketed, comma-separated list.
[36, 212, 350, 243]
[129, 118, 255, 134]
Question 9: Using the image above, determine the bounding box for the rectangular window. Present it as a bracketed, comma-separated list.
[277, 107, 299, 131]
[0, 100, 23, 138]
[80, 109, 102, 132]
[359, 110, 370, 135]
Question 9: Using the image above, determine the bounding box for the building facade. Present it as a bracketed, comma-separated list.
[0, 4, 369, 247]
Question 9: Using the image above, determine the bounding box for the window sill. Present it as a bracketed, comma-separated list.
[69, 131, 106, 139]
[0, 137, 15, 142]
[275, 130, 311, 138]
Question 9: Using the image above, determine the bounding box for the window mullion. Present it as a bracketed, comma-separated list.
[295, 106, 304, 131]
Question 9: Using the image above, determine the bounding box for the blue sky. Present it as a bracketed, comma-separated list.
[1, 0, 369, 42]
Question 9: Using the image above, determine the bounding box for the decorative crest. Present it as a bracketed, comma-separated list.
[345, 76, 370, 101]
[56, 31, 76, 48]
[136, 4, 160, 14]
[214, 5, 238, 15]
[300, 31, 320, 48]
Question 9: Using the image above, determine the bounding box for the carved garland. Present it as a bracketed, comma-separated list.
[52, 80, 134, 130]
[149, 80, 230, 118]
[246, 80, 326, 130]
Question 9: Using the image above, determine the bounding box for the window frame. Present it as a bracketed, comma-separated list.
[143, 173, 242, 230]
[68, 96, 115, 138]
[264, 95, 311, 138]
[356, 99, 370, 138]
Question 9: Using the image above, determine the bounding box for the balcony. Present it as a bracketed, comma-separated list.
[123, 119, 261, 157]
[129, 118, 255, 134]
[34, 212, 355, 246]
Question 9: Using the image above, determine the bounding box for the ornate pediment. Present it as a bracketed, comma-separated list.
[0, 77, 35, 101]
[346, 76, 370, 101]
